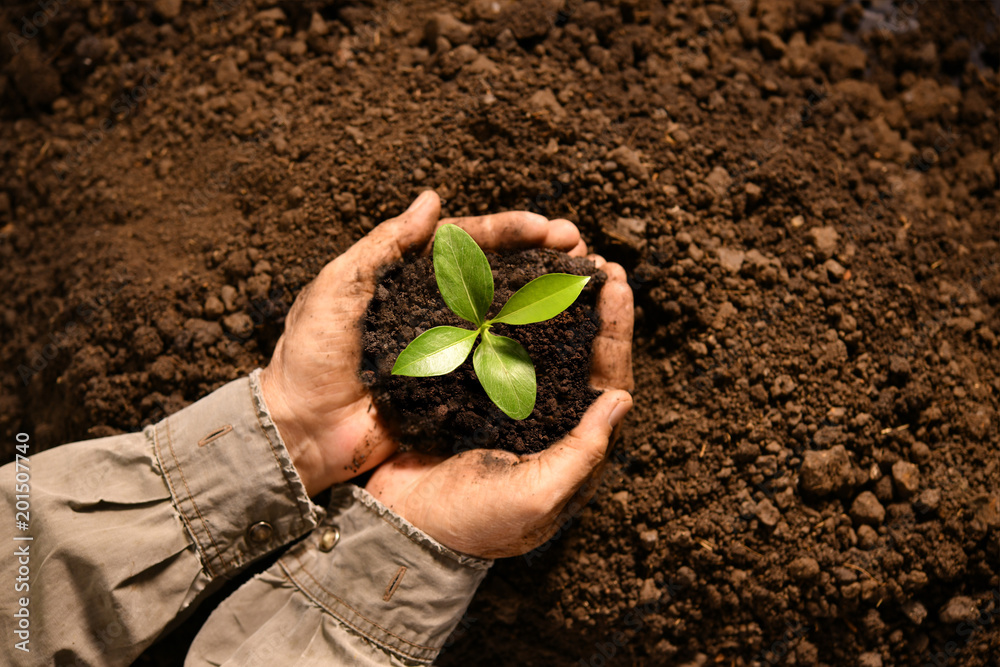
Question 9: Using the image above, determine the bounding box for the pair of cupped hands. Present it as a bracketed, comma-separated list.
[260, 191, 634, 559]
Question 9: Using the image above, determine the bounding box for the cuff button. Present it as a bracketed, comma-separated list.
[318, 526, 341, 552]
[247, 521, 274, 544]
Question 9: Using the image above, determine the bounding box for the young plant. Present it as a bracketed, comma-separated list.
[391, 224, 590, 420]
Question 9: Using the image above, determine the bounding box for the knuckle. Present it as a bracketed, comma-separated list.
[603, 262, 627, 281]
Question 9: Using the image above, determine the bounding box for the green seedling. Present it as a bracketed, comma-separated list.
[391, 224, 590, 420]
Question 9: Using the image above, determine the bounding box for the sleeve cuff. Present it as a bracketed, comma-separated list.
[152, 369, 322, 578]
[277, 485, 491, 663]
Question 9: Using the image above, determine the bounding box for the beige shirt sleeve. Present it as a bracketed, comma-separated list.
[185, 485, 491, 667]
[1, 369, 489, 666]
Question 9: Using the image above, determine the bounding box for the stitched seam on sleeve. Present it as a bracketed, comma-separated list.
[165, 417, 230, 574]
[281, 553, 438, 653]
[372, 513, 486, 571]
[153, 424, 216, 578]
[351, 487, 491, 570]
[249, 379, 311, 529]
[277, 563, 435, 665]
[376, 514, 429, 548]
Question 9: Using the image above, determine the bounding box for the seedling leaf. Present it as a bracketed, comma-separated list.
[491, 273, 591, 325]
[473, 330, 536, 420]
[433, 224, 494, 326]
[392, 326, 479, 377]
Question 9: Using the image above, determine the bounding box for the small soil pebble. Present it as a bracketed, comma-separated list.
[903, 601, 928, 625]
[204, 296, 225, 319]
[184, 319, 222, 348]
[222, 312, 254, 339]
[788, 557, 821, 582]
[755, 498, 781, 527]
[800, 445, 854, 497]
[851, 491, 887, 526]
[809, 226, 840, 259]
[916, 488, 941, 513]
[892, 461, 921, 497]
[939, 596, 978, 624]
[857, 525, 879, 550]
[858, 653, 883, 667]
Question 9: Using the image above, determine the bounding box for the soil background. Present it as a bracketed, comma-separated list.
[1, 0, 999, 665]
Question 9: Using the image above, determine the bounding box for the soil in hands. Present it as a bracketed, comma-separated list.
[362, 248, 604, 456]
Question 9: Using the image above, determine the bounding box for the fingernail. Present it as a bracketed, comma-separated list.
[608, 398, 630, 429]
[407, 190, 433, 211]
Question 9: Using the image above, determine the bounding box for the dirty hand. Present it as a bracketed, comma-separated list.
[260, 191, 587, 497]
[365, 255, 634, 559]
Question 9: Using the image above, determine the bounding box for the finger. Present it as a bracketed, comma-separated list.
[568, 238, 588, 257]
[437, 212, 581, 253]
[590, 267, 634, 392]
[546, 219, 584, 251]
[529, 390, 633, 498]
[601, 261, 627, 282]
[585, 253, 628, 282]
[337, 191, 441, 278]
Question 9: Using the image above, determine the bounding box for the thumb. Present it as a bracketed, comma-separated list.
[343, 190, 441, 272]
[531, 390, 633, 495]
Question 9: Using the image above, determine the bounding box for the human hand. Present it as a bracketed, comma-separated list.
[260, 191, 588, 496]
[365, 255, 634, 558]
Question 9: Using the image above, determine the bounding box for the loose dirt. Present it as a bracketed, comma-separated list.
[1, 0, 998, 665]
[363, 248, 603, 455]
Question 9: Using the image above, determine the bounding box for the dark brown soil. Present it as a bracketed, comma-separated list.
[2, 0, 999, 665]
[363, 248, 603, 455]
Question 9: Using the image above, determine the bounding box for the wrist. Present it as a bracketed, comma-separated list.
[259, 366, 326, 496]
